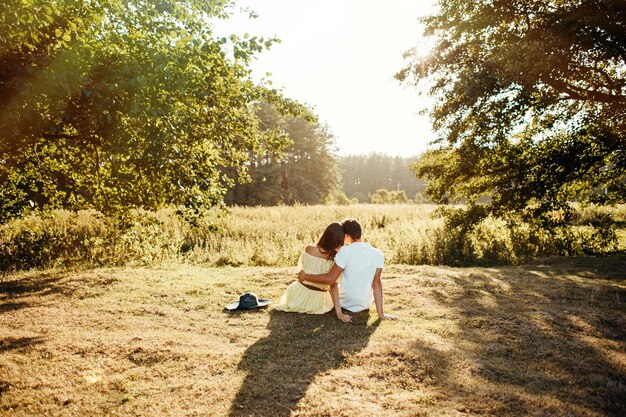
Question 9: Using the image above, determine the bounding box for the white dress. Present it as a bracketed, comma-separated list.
[274, 252, 336, 314]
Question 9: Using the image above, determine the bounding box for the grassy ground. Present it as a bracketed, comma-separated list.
[1, 256, 625, 416]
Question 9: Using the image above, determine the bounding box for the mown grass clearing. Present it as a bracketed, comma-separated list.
[1, 256, 625, 416]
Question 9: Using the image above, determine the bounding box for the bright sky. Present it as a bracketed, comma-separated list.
[213, 0, 436, 157]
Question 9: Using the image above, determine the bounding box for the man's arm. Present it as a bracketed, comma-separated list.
[297, 264, 344, 285]
[372, 268, 398, 320]
[330, 283, 352, 323]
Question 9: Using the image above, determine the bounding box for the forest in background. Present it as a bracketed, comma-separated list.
[223, 107, 427, 206]
[227, 148, 428, 206]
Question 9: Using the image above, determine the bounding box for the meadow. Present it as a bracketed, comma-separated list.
[1, 256, 624, 416]
[1, 205, 625, 416]
[1, 204, 625, 271]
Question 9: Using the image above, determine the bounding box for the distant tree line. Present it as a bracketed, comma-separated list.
[226, 145, 430, 206]
[339, 154, 427, 203]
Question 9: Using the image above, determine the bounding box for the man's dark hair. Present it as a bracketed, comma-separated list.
[341, 218, 362, 240]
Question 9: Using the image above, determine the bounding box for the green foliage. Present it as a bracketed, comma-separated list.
[369, 189, 410, 204]
[413, 192, 431, 204]
[2, 205, 624, 271]
[0, 0, 304, 224]
[339, 154, 426, 203]
[324, 190, 358, 206]
[398, 0, 626, 240]
[225, 102, 341, 206]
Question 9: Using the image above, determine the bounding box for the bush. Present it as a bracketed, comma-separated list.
[324, 190, 358, 205]
[0, 209, 190, 271]
[369, 189, 410, 204]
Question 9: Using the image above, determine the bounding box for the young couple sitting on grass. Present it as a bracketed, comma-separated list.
[274, 218, 398, 323]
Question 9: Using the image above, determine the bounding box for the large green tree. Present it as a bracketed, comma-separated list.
[398, 0, 626, 232]
[226, 102, 340, 206]
[0, 0, 301, 223]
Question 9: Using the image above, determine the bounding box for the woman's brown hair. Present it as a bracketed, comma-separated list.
[317, 222, 345, 260]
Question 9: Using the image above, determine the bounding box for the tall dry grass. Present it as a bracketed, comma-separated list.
[1, 204, 624, 271]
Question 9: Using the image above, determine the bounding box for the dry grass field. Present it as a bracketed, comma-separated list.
[1, 256, 625, 416]
[3, 204, 625, 271]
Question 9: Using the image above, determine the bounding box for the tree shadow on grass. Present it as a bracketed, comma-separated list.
[0, 271, 117, 314]
[422, 255, 626, 416]
[0, 272, 77, 315]
[0, 301, 33, 314]
[228, 309, 379, 417]
[531, 254, 626, 282]
[0, 272, 76, 299]
[0, 336, 45, 353]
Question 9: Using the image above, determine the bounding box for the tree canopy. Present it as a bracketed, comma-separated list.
[398, 0, 626, 232]
[0, 0, 303, 224]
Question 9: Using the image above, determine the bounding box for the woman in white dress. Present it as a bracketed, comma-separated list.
[274, 222, 351, 322]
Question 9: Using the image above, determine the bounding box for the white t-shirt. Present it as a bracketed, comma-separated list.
[334, 242, 384, 312]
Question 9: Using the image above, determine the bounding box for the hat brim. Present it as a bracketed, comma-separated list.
[225, 299, 271, 311]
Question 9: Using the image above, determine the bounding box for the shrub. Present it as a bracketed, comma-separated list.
[369, 189, 410, 204]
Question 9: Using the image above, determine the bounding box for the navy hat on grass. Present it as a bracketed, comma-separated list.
[225, 292, 270, 311]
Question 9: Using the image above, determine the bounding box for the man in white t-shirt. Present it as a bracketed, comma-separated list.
[297, 218, 398, 320]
